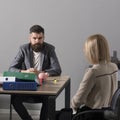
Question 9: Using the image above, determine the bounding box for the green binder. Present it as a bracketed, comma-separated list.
[3, 71, 36, 81]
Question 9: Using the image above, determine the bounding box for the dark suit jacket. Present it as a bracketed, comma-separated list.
[9, 42, 62, 76]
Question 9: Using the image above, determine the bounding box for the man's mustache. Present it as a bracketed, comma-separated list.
[31, 43, 43, 52]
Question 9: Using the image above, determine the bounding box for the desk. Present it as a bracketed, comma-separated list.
[0, 76, 71, 120]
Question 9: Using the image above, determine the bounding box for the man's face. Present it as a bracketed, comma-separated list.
[29, 32, 44, 52]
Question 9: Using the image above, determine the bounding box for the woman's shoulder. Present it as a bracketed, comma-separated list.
[85, 67, 96, 76]
[108, 62, 118, 71]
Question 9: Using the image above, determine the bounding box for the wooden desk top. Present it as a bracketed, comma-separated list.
[0, 76, 70, 96]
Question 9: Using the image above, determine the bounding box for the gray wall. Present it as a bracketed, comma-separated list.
[0, 0, 120, 110]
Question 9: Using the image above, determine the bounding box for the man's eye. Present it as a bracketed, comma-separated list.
[33, 37, 36, 40]
[38, 37, 42, 40]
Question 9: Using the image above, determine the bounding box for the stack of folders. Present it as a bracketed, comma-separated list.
[2, 71, 37, 91]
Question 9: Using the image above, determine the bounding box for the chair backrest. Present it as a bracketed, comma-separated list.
[110, 88, 120, 120]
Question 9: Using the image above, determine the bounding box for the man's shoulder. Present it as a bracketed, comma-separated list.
[20, 43, 30, 49]
[43, 42, 55, 50]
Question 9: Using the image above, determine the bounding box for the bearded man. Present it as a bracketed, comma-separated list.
[9, 25, 61, 120]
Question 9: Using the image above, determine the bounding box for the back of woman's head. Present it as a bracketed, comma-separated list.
[84, 34, 110, 64]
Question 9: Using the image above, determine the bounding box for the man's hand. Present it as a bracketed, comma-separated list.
[38, 72, 49, 85]
[21, 68, 40, 75]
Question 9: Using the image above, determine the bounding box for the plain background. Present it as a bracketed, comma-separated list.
[0, 0, 120, 111]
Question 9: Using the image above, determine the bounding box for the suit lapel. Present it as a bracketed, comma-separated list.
[29, 47, 34, 68]
[40, 52, 44, 71]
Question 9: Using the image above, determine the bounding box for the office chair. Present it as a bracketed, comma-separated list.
[72, 88, 120, 120]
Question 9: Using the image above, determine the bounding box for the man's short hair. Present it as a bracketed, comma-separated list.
[29, 25, 44, 34]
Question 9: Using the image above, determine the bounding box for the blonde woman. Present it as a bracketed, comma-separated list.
[71, 34, 118, 114]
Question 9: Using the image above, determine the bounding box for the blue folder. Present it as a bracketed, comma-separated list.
[3, 82, 37, 91]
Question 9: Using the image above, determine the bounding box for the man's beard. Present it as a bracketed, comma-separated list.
[31, 43, 43, 52]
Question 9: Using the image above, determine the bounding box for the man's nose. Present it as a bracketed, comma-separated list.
[35, 39, 40, 43]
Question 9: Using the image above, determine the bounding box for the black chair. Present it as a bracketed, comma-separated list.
[56, 108, 73, 120]
[72, 88, 120, 120]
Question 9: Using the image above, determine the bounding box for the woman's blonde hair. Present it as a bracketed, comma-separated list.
[84, 34, 110, 64]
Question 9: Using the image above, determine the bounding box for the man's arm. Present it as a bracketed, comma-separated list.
[43, 46, 62, 76]
[9, 46, 25, 72]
